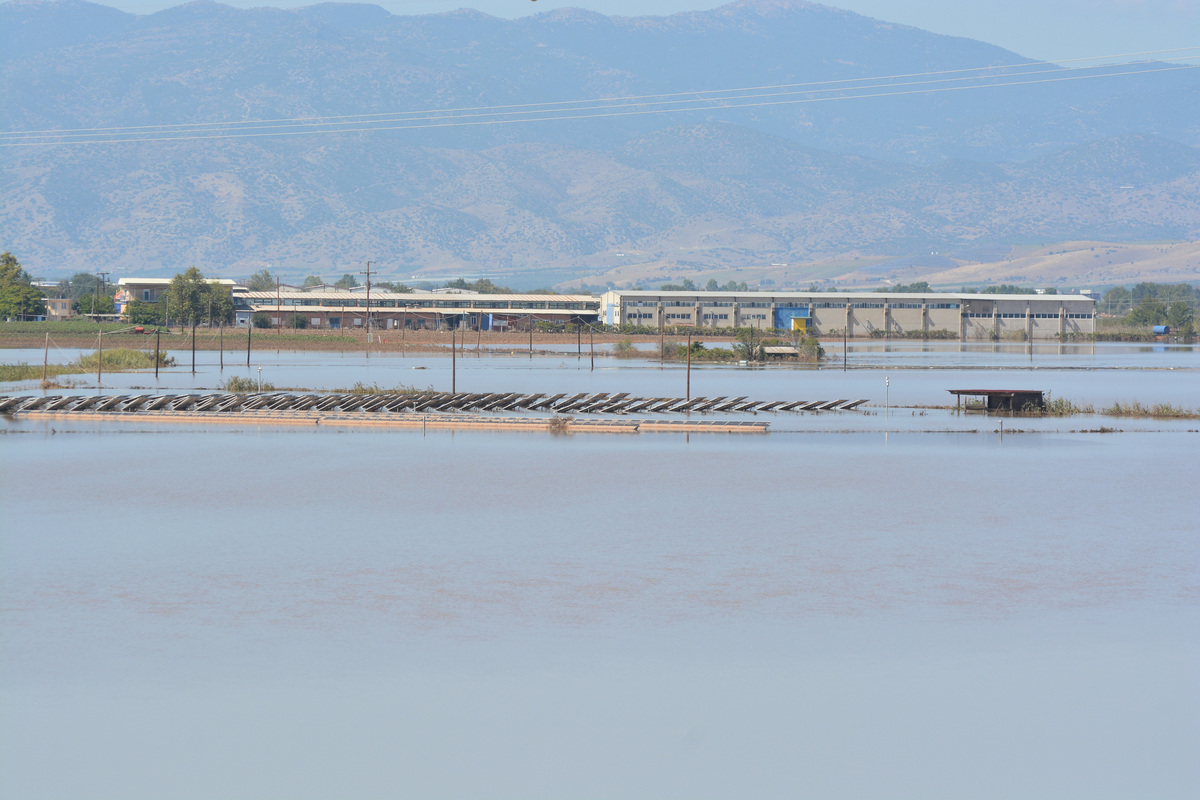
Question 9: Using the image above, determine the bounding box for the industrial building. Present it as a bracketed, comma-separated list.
[233, 290, 599, 330]
[599, 290, 1096, 340]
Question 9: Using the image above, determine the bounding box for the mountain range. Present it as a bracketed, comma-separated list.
[2, 0, 1198, 286]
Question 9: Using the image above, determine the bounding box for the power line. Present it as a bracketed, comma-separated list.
[9, 56, 1195, 143]
[4, 45, 1196, 140]
[2, 59, 1196, 147]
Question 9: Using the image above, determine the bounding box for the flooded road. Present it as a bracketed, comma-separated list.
[2, 420, 1197, 799]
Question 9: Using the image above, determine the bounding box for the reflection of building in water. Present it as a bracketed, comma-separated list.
[600, 290, 1096, 340]
[232, 290, 599, 331]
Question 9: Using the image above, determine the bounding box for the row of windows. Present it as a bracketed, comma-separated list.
[703, 313, 730, 320]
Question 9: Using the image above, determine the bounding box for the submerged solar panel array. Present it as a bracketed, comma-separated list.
[0, 392, 868, 416]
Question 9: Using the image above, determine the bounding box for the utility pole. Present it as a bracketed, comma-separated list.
[589, 327, 594, 372]
[191, 322, 196, 374]
[97, 328, 103, 387]
[359, 260, 373, 355]
[276, 277, 281, 336]
[528, 315, 533, 359]
[42, 333, 48, 384]
[246, 313, 252, 367]
[155, 328, 161, 379]
[219, 322, 224, 371]
[686, 330, 692, 401]
[93, 271, 110, 323]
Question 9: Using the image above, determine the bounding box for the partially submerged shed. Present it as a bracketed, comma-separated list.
[948, 389, 1045, 413]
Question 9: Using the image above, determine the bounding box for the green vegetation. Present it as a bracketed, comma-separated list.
[1045, 396, 1094, 416]
[335, 382, 431, 395]
[1097, 282, 1197, 335]
[334, 273, 360, 289]
[875, 281, 934, 293]
[612, 338, 639, 358]
[0, 253, 46, 320]
[245, 269, 277, 291]
[167, 267, 234, 326]
[0, 348, 174, 382]
[220, 375, 277, 392]
[442, 277, 514, 294]
[1103, 401, 1195, 419]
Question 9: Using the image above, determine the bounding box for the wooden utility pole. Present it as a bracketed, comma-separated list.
[686, 330, 692, 401]
[97, 329, 103, 386]
[155, 328, 161, 379]
[191, 322, 197, 374]
[577, 325, 581, 359]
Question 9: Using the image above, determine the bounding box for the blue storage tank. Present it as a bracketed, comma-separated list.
[1153, 325, 1170, 334]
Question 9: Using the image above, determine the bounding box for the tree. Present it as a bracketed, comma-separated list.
[443, 277, 511, 293]
[334, 273, 360, 289]
[1099, 286, 1131, 315]
[252, 313, 271, 328]
[0, 252, 46, 320]
[1126, 299, 1167, 327]
[302, 275, 324, 288]
[205, 280, 235, 324]
[246, 269, 276, 291]
[74, 294, 115, 316]
[127, 299, 164, 326]
[58, 272, 113, 301]
[1166, 301, 1193, 332]
[877, 281, 933, 293]
[165, 267, 233, 326]
[705, 278, 719, 291]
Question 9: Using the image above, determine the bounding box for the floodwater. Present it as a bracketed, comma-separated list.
[1, 342, 1198, 799]
[2, 340, 1198, 409]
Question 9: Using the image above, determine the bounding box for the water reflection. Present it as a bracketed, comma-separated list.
[1, 427, 1196, 798]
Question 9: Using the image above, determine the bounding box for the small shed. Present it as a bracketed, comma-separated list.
[948, 389, 1045, 413]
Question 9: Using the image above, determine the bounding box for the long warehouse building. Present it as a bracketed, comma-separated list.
[234, 290, 599, 330]
[600, 290, 1096, 340]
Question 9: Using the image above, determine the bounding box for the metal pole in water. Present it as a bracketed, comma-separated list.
[843, 326, 847, 372]
[246, 314, 252, 367]
[452, 329, 456, 394]
[220, 322, 224, 371]
[590, 328, 594, 372]
[686, 330, 692, 401]
[42, 333, 48, 384]
[155, 328, 161, 379]
[528, 315, 533, 359]
[97, 329, 103, 387]
[191, 322, 196, 374]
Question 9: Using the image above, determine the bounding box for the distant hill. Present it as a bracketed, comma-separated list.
[2, 0, 1198, 284]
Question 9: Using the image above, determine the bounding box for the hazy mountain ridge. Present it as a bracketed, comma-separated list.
[2, 0, 1198, 282]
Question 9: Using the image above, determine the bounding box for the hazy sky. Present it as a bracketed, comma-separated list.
[90, 1, 1199, 63]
